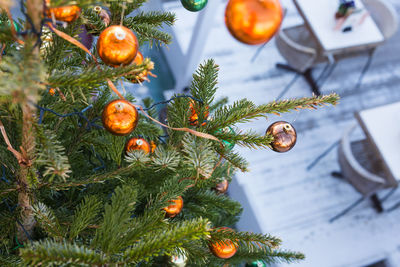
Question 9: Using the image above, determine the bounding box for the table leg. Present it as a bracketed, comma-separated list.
[370, 194, 384, 213]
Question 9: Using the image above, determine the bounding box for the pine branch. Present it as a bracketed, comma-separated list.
[125, 11, 175, 27]
[122, 218, 210, 263]
[20, 240, 109, 266]
[68, 195, 102, 240]
[32, 202, 64, 239]
[209, 94, 339, 131]
[92, 185, 138, 254]
[48, 59, 154, 87]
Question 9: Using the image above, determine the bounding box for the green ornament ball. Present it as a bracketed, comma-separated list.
[180, 0, 208, 12]
[245, 260, 267, 267]
[0, 20, 20, 32]
[216, 126, 236, 151]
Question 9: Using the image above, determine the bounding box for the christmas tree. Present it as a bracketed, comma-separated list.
[0, 0, 339, 266]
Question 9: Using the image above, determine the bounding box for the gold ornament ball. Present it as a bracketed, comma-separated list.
[126, 137, 151, 154]
[225, 0, 283, 45]
[266, 121, 297, 153]
[97, 25, 139, 67]
[214, 179, 229, 194]
[164, 196, 183, 218]
[102, 99, 139, 136]
[45, 1, 81, 23]
[209, 227, 238, 259]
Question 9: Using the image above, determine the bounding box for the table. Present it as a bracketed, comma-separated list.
[294, 0, 384, 56]
[288, 0, 385, 95]
[356, 101, 400, 187]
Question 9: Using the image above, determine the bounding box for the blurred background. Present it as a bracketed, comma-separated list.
[13, 0, 400, 266]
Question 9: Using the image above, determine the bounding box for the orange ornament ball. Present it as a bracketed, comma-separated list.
[97, 25, 138, 67]
[128, 51, 149, 83]
[189, 100, 209, 126]
[48, 88, 56, 96]
[164, 196, 183, 218]
[225, 0, 283, 45]
[102, 99, 139, 136]
[45, 1, 81, 23]
[209, 227, 238, 259]
[126, 137, 151, 154]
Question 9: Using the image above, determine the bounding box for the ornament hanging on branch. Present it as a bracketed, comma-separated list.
[0, 20, 20, 32]
[180, 0, 208, 12]
[189, 100, 209, 126]
[209, 227, 238, 259]
[266, 121, 297, 153]
[102, 99, 139, 136]
[214, 179, 229, 194]
[126, 137, 151, 154]
[246, 260, 267, 267]
[164, 196, 183, 218]
[171, 253, 188, 267]
[225, 0, 283, 45]
[45, 0, 81, 23]
[97, 25, 139, 67]
[128, 51, 150, 83]
[216, 126, 236, 151]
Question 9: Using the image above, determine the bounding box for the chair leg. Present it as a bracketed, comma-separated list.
[303, 69, 321, 96]
[329, 196, 365, 223]
[331, 171, 343, 179]
[370, 194, 384, 213]
[276, 63, 302, 74]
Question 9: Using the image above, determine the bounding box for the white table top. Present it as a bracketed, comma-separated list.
[294, 0, 384, 54]
[357, 101, 400, 183]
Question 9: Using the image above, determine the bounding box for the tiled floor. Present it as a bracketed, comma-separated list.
[167, 0, 400, 266]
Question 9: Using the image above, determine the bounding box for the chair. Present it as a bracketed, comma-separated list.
[330, 123, 389, 222]
[363, 0, 399, 40]
[275, 24, 328, 95]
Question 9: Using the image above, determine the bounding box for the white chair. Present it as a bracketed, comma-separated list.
[275, 24, 328, 95]
[330, 123, 390, 222]
[363, 0, 399, 40]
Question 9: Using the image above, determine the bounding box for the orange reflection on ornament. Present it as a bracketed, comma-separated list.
[97, 25, 138, 67]
[126, 137, 151, 154]
[150, 141, 157, 153]
[164, 196, 183, 218]
[45, 1, 81, 23]
[209, 227, 238, 259]
[102, 99, 139, 136]
[225, 0, 283, 45]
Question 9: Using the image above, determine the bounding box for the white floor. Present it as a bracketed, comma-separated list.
[165, 0, 400, 266]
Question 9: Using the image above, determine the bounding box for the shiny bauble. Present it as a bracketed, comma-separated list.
[266, 121, 296, 153]
[102, 99, 139, 136]
[171, 253, 188, 267]
[214, 179, 229, 194]
[126, 137, 151, 154]
[128, 51, 149, 83]
[225, 0, 283, 45]
[0, 20, 20, 32]
[49, 88, 56, 96]
[209, 227, 238, 259]
[97, 25, 139, 67]
[45, 1, 81, 23]
[181, 0, 208, 12]
[189, 100, 209, 126]
[216, 127, 236, 151]
[246, 260, 267, 267]
[164, 196, 183, 218]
